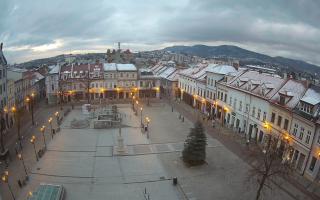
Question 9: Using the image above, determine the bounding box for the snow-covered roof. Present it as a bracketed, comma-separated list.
[32, 72, 45, 82]
[206, 64, 237, 75]
[227, 70, 285, 99]
[117, 64, 137, 71]
[49, 65, 60, 74]
[271, 79, 307, 108]
[167, 70, 180, 81]
[103, 63, 117, 71]
[300, 85, 320, 105]
[159, 67, 176, 79]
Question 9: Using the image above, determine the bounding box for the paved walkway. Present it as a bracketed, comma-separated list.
[0, 101, 65, 200]
[170, 99, 320, 200]
[16, 105, 182, 200]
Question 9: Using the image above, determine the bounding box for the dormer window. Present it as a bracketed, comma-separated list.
[247, 82, 252, 91]
[300, 102, 312, 114]
[278, 91, 293, 106]
[279, 96, 285, 105]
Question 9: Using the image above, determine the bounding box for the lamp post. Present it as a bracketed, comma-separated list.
[69, 90, 74, 109]
[25, 96, 34, 126]
[48, 117, 53, 139]
[263, 121, 272, 152]
[40, 125, 46, 148]
[17, 153, 28, 177]
[140, 107, 143, 127]
[11, 106, 23, 150]
[135, 100, 139, 115]
[54, 111, 60, 128]
[145, 117, 150, 139]
[132, 96, 136, 111]
[30, 135, 38, 161]
[2, 171, 15, 200]
[31, 93, 35, 125]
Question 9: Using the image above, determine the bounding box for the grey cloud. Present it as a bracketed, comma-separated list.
[0, 0, 320, 65]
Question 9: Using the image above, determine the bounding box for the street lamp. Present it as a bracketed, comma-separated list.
[25, 96, 34, 126]
[1, 171, 15, 200]
[263, 121, 272, 152]
[40, 125, 46, 149]
[132, 96, 136, 110]
[11, 106, 23, 150]
[48, 117, 53, 139]
[54, 111, 60, 128]
[17, 153, 28, 177]
[135, 100, 139, 115]
[140, 107, 143, 127]
[145, 117, 150, 139]
[31, 93, 35, 125]
[30, 135, 38, 161]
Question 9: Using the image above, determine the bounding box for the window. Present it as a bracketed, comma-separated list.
[245, 104, 249, 113]
[271, 112, 276, 123]
[318, 133, 320, 144]
[252, 107, 256, 117]
[229, 97, 232, 105]
[263, 112, 267, 121]
[233, 99, 237, 110]
[293, 123, 298, 136]
[239, 101, 242, 111]
[309, 157, 317, 171]
[283, 119, 289, 130]
[279, 96, 285, 105]
[277, 116, 282, 126]
[305, 131, 311, 144]
[299, 127, 305, 140]
[257, 109, 261, 120]
[224, 94, 227, 102]
[218, 91, 220, 99]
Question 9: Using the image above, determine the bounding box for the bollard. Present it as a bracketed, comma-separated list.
[18, 180, 22, 188]
[173, 177, 178, 185]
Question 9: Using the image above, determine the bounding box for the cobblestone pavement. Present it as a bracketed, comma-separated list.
[168, 99, 319, 200]
[15, 105, 182, 200]
[2, 100, 318, 200]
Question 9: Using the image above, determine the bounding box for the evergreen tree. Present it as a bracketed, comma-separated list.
[182, 121, 207, 165]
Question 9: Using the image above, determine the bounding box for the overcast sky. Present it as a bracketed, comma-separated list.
[1, 0, 320, 65]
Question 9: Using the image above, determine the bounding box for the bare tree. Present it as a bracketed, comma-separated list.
[247, 137, 293, 200]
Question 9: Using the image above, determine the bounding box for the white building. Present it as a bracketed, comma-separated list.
[216, 70, 285, 142]
[45, 65, 60, 105]
[292, 85, 320, 180]
[268, 79, 308, 171]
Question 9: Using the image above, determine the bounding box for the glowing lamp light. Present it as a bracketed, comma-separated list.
[11, 106, 16, 113]
[31, 92, 35, 97]
[223, 107, 228, 112]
